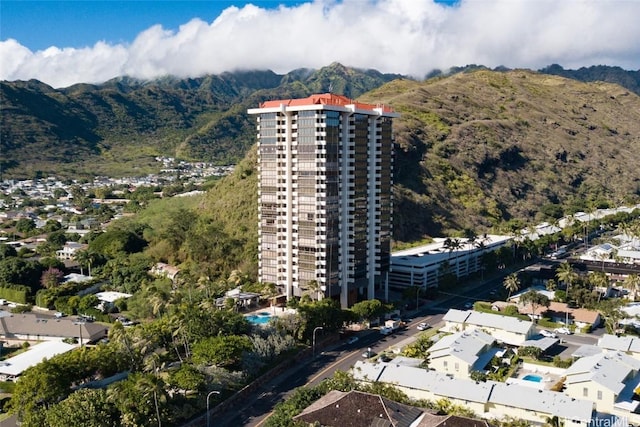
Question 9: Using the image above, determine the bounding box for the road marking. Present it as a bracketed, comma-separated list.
[306, 349, 360, 385]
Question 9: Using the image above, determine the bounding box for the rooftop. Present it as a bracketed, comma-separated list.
[0, 341, 76, 377]
[443, 309, 535, 335]
[256, 93, 395, 114]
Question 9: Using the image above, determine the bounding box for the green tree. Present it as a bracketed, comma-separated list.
[503, 273, 521, 300]
[598, 299, 626, 334]
[89, 229, 147, 258]
[167, 364, 205, 392]
[349, 299, 387, 321]
[519, 290, 550, 321]
[46, 230, 68, 249]
[15, 218, 36, 234]
[192, 335, 252, 369]
[107, 373, 168, 427]
[556, 262, 579, 293]
[0, 257, 43, 289]
[0, 243, 18, 259]
[623, 274, 640, 300]
[45, 388, 119, 427]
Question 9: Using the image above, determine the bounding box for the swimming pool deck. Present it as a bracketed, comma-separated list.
[507, 364, 562, 390]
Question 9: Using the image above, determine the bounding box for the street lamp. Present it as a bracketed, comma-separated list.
[74, 319, 86, 346]
[312, 326, 324, 357]
[206, 390, 220, 427]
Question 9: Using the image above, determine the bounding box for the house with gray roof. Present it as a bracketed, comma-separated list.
[442, 309, 536, 346]
[598, 334, 640, 360]
[351, 360, 593, 426]
[564, 351, 640, 424]
[428, 329, 498, 378]
[0, 311, 108, 344]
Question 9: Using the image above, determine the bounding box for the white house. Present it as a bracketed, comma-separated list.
[442, 309, 536, 346]
[0, 341, 76, 381]
[598, 334, 640, 361]
[428, 329, 498, 378]
[564, 351, 640, 424]
[351, 360, 593, 426]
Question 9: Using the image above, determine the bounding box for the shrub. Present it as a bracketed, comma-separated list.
[552, 356, 573, 368]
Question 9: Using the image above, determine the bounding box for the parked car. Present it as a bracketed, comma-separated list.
[463, 301, 474, 309]
[54, 312, 66, 318]
[540, 329, 558, 338]
[554, 327, 573, 335]
[362, 348, 376, 358]
[417, 322, 431, 331]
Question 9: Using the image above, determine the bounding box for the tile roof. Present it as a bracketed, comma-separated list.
[258, 93, 395, 114]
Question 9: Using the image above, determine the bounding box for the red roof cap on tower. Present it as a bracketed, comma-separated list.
[259, 93, 394, 113]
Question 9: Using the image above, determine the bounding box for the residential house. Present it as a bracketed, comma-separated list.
[529, 301, 601, 330]
[0, 311, 108, 344]
[564, 351, 640, 423]
[441, 309, 536, 346]
[150, 262, 181, 282]
[292, 389, 492, 427]
[428, 329, 498, 378]
[0, 341, 76, 381]
[598, 334, 640, 361]
[352, 360, 593, 426]
[55, 241, 88, 260]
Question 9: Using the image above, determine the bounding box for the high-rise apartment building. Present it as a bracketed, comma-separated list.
[248, 94, 398, 308]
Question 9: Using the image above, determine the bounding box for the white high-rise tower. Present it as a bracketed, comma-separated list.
[248, 94, 398, 308]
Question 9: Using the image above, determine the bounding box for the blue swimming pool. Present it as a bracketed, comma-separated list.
[522, 374, 543, 383]
[246, 312, 273, 325]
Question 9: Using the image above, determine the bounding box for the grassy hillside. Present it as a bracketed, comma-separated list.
[203, 70, 640, 247]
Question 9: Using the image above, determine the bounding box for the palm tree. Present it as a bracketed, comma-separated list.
[623, 274, 640, 301]
[545, 279, 557, 292]
[556, 261, 579, 324]
[503, 273, 521, 300]
[555, 262, 579, 292]
[588, 271, 609, 302]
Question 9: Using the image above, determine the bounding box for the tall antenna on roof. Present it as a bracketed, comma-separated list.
[328, 82, 333, 94]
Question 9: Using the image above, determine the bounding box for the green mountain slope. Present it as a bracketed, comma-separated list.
[0, 63, 401, 179]
[367, 70, 640, 238]
[202, 70, 640, 245]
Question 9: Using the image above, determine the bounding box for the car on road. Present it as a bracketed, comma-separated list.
[554, 327, 573, 335]
[417, 322, 430, 331]
[346, 336, 359, 345]
[540, 329, 557, 338]
[362, 348, 376, 358]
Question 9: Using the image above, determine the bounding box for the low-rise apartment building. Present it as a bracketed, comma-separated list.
[428, 329, 498, 379]
[442, 309, 536, 346]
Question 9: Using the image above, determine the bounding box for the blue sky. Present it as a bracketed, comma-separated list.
[1, 0, 638, 88]
[1, 1, 314, 50]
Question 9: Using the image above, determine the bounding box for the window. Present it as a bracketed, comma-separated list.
[454, 363, 459, 371]
[597, 390, 602, 400]
[443, 361, 448, 369]
[582, 387, 588, 397]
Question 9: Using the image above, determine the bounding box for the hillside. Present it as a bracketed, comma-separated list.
[0, 63, 401, 179]
[201, 70, 640, 245]
[365, 70, 640, 238]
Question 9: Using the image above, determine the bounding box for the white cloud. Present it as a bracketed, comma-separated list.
[1, 0, 639, 88]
